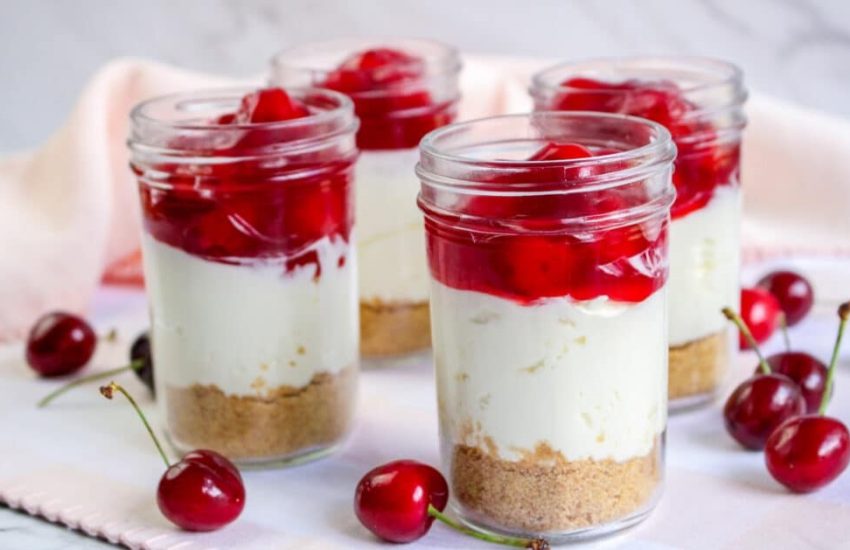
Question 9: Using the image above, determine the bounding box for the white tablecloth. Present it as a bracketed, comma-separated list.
[1, 256, 849, 549]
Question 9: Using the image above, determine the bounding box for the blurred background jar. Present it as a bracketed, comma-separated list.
[272, 39, 461, 359]
[532, 57, 747, 409]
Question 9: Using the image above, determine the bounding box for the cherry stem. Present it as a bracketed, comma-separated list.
[722, 307, 771, 374]
[37, 360, 145, 408]
[818, 302, 850, 416]
[780, 313, 791, 352]
[100, 382, 171, 468]
[427, 504, 549, 549]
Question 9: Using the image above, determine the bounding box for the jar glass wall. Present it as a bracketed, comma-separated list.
[128, 87, 359, 466]
[417, 112, 675, 540]
[531, 57, 747, 409]
[271, 39, 461, 358]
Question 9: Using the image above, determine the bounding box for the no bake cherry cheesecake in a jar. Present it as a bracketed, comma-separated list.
[272, 39, 461, 358]
[532, 58, 747, 407]
[417, 113, 675, 540]
[128, 87, 359, 465]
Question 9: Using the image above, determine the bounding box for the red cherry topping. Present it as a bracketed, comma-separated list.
[721, 307, 806, 449]
[100, 383, 245, 531]
[550, 77, 740, 220]
[234, 87, 309, 123]
[528, 142, 593, 161]
[319, 47, 453, 150]
[355, 460, 448, 543]
[354, 459, 548, 548]
[738, 288, 781, 350]
[26, 312, 97, 377]
[764, 352, 827, 414]
[425, 142, 667, 305]
[757, 270, 814, 327]
[137, 87, 354, 276]
[764, 302, 850, 492]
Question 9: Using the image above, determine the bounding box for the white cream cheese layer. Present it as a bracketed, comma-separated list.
[141, 234, 358, 396]
[356, 148, 429, 304]
[431, 281, 667, 463]
[668, 186, 741, 346]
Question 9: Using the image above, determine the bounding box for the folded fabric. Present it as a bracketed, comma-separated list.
[1, 55, 848, 341]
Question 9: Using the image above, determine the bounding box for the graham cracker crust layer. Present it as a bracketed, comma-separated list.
[668, 331, 727, 401]
[360, 298, 431, 357]
[452, 440, 661, 533]
[165, 366, 356, 461]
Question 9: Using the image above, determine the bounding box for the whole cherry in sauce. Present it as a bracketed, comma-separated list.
[101, 382, 244, 530]
[722, 308, 805, 450]
[26, 312, 97, 377]
[38, 331, 154, 408]
[757, 270, 814, 327]
[765, 302, 850, 492]
[355, 459, 548, 548]
[738, 288, 781, 350]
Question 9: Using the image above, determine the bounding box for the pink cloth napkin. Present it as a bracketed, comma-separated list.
[2, 55, 849, 341]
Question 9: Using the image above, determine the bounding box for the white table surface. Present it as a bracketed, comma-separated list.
[1, 257, 849, 549]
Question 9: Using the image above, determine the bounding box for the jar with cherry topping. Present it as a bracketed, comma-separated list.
[417, 112, 675, 540]
[271, 39, 461, 359]
[531, 57, 747, 409]
[128, 87, 359, 466]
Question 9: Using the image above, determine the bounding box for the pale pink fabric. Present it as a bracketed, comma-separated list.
[1, 55, 849, 341]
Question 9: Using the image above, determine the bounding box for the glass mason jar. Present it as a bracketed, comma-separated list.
[271, 39, 461, 358]
[417, 112, 675, 541]
[531, 57, 747, 409]
[128, 87, 359, 466]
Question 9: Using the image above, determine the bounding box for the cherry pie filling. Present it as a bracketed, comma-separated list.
[424, 143, 669, 305]
[549, 77, 740, 220]
[320, 47, 455, 150]
[135, 88, 355, 277]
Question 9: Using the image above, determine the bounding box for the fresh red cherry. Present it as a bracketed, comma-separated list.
[757, 270, 814, 327]
[765, 302, 850, 492]
[158, 449, 246, 531]
[355, 460, 448, 543]
[26, 312, 97, 377]
[101, 382, 245, 531]
[723, 373, 806, 450]
[739, 288, 781, 350]
[722, 308, 806, 449]
[763, 352, 827, 414]
[765, 415, 850, 492]
[355, 460, 548, 548]
[234, 87, 309, 123]
[528, 142, 593, 161]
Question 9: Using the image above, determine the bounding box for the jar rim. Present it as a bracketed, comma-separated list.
[418, 111, 674, 178]
[531, 55, 744, 95]
[129, 86, 355, 133]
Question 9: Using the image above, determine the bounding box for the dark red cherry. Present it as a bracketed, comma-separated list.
[354, 460, 448, 543]
[723, 373, 806, 450]
[26, 312, 97, 377]
[765, 415, 850, 493]
[764, 352, 827, 414]
[757, 270, 814, 327]
[158, 449, 246, 531]
[130, 332, 154, 392]
[101, 383, 245, 531]
[739, 288, 781, 349]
